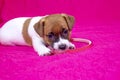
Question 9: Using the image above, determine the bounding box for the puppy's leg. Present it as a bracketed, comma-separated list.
[32, 37, 51, 56]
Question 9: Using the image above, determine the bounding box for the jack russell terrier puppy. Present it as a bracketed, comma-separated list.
[0, 14, 75, 56]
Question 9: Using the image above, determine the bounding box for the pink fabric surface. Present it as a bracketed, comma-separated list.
[0, 0, 120, 80]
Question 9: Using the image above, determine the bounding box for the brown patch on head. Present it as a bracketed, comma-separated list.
[43, 14, 74, 46]
[33, 14, 75, 46]
[61, 13, 75, 31]
[34, 18, 45, 37]
[22, 18, 32, 46]
[51, 23, 62, 36]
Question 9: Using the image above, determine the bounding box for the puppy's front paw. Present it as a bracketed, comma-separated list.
[69, 43, 75, 49]
[37, 47, 51, 56]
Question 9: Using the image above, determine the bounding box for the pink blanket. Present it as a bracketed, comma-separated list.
[0, 0, 120, 80]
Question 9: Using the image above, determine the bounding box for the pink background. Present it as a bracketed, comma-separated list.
[0, 0, 120, 80]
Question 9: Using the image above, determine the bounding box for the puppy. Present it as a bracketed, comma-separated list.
[0, 13, 75, 56]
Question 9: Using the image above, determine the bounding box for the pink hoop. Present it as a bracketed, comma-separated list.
[65, 38, 92, 53]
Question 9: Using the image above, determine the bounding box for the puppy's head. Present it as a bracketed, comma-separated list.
[34, 13, 75, 50]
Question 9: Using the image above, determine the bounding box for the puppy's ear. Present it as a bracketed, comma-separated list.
[34, 18, 45, 37]
[61, 14, 75, 31]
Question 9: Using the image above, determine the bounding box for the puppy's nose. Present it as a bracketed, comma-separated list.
[59, 44, 67, 50]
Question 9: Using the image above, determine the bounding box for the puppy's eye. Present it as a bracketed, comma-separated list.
[63, 29, 68, 34]
[47, 32, 54, 39]
[48, 34, 53, 38]
[61, 28, 69, 39]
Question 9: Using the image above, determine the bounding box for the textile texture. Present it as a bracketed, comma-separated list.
[0, 0, 120, 80]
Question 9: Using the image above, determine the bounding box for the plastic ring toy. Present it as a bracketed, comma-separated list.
[65, 38, 92, 53]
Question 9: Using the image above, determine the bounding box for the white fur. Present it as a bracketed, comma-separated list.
[0, 16, 75, 56]
[28, 16, 51, 55]
[53, 37, 75, 50]
[0, 16, 50, 56]
[0, 17, 29, 45]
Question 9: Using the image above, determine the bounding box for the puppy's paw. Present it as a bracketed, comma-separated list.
[37, 47, 51, 56]
[69, 43, 75, 49]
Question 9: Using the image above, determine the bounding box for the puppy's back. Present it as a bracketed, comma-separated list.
[0, 17, 30, 45]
